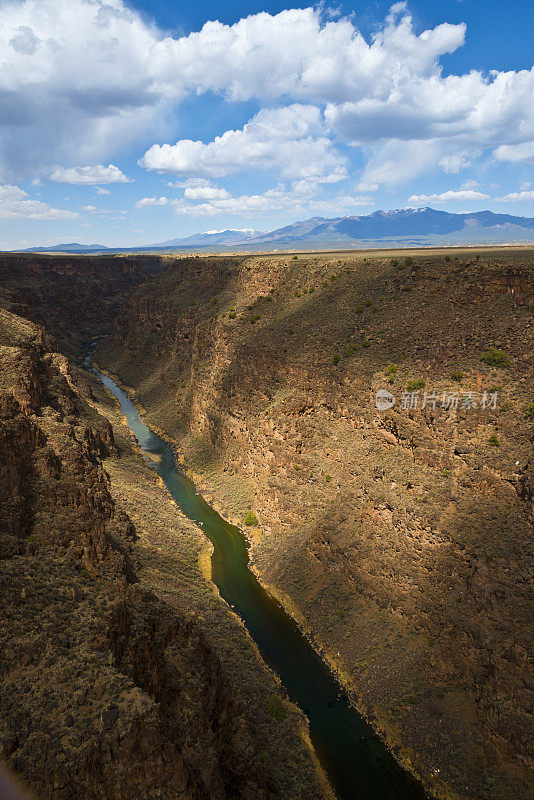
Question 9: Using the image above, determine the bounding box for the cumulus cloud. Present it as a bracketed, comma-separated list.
[0, 184, 78, 219]
[408, 189, 490, 203]
[497, 190, 534, 201]
[170, 182, 372, 218]
[1, 0, 533, 194]
[140, 105, 347, 181]
[49, 164, 132, 185]
[135, 196, 169, 208]
[184, 185, 230, 200]
[494, 142, 534, 164]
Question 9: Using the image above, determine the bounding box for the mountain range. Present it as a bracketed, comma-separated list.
[14, 208, 534, 253]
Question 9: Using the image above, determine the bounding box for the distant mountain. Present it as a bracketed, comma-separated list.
[245, 208, 534, 247]
[157, 229, 260, 248]
[8, 209, 534, 254]
[21, 242, 110, 253]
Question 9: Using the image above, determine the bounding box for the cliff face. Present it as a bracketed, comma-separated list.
[0, 308, 322, 800]
[99, 247, 534, 800]
[0, 254, 168, 353]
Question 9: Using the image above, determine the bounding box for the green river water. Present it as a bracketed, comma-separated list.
[89, 353, 427, 800]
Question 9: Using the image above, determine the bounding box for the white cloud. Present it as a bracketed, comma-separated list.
[135, 196, 169, 208]
[497, 190, 534, 201]
[140, 105, 347, 181]
[494, 142, 534, 164]
[96, 187, 110, 195]
[355, 182, 379, 192]
[184, 185, 230, 200]
[49, 164, 132, 185]
[2, 0, 533, 195]
[0, 183, 78, 219]
[358, 140, 440, 186]
[408, 189, 490, 203]
[171, 181, 373, 218]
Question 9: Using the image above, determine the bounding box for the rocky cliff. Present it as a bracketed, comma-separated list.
[98, 247, 534, 800]
[0, 306, 326, 800]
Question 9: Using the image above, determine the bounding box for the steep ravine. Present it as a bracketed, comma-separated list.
[92, 357, 427, 800]
[98, 247, 534, 800]
[0, 306, 329, 799]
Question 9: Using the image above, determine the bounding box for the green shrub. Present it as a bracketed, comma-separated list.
[407, 378, 425, 390]
[266, 694, 287, 721]
[244, 511, 259, 526]
[391, 258, 399, 267]
[451, 371, 463, 381]
[488, 384, 503, 393]
[325, 474, 332, 482]
[404, 256, 414, 267]
[228, 310, 236, 319]
[385, 363, 398, 375]
[488, 435, 500, 447]
[445, 254, 451, 262]
[332, 354, 340, 365]
[362, 340, 371, 348]
[525, 403, 534, 421]
[355, 305, 364, 314]
[292, 254, 298, 260]
[365, 299, 373, 307]
[441, 468, 450, 478]
[480, 348, 510, 368]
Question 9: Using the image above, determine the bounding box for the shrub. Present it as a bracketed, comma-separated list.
[266, 695, 287, 721]
[244, 511, 259, 526]
[355, 305, 364, 314]
[391, 258, 399, 267]
[325, 474, 332, 482]
[488, 435, 500, 447]
[385, 363, 398, 375]
[292, 254, 298, 260]
[365, 299, 373, 307]
[480, 348, 510, 368]
[362, 340, 371, 348]
[442, 468, 450, 478]
[332, 354, 340, 365]
[525, 403, 534, 421]
[404, 256, 414, 267]
[228, 310, 236, 319]
[489, 384, 503, 393]
[451, 371, 463, 381]
[407, 378, 425, 390]
[445, 254, 451, 262]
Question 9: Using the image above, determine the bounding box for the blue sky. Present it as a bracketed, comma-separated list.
[0, 0, 533, 248]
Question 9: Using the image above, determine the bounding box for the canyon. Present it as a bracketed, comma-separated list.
[0, 248, 533, 800]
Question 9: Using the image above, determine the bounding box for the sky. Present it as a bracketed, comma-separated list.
[0, 0, 533, 248]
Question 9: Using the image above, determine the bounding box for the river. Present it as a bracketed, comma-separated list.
[89, 352, 427, 800]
